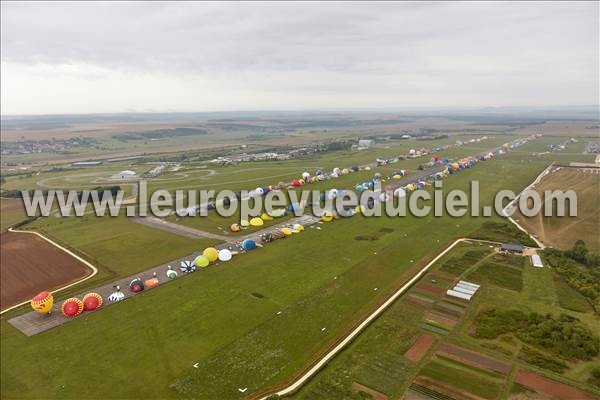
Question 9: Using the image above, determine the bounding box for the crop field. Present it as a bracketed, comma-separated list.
[0, 232, 92, 311]
[466, 253, 525, 292]
[513, 166, 600, 252]
[293, 240, 599, 400]
[0, 198, 30, 231]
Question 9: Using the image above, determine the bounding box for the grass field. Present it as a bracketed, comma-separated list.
[1, 150, 552, 399]
[0, 198, 30, 231]
[466, 253, 525, 292]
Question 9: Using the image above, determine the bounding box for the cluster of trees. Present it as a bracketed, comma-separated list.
[475, 308, 599, 361]
[544, 240, 600, 312]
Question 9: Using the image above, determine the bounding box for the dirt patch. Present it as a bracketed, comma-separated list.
[425, 312, 458, 328]
[437, 343, 511, 375]
[415, 283, 445, 295]
[514, 370, 596, 400]
[0, 232, 92, 311]
[351, 382, 388, 400]
[404, 333, 437, 362]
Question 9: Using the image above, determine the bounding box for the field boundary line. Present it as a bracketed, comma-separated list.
[1, 228, 98, 315]
[255, 237, 493, 399]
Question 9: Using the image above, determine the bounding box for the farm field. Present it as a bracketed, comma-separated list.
[1, 151, 553, 399]
[0, 198, 29, 231]
[513, 166, 600, 252]
[292, 240, 599, 400]
[0, 232, 92, 311]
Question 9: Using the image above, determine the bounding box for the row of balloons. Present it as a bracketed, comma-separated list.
[31, 291, 103, 317]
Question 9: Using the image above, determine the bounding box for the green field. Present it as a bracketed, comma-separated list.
[2, 133, 597, 400]
[1, 147, 551, 399]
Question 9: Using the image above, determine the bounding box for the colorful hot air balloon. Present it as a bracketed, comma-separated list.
[230, 223, 241, 232]
[61, 298, 83, 318]
[108, 286, 125, 302]
[203, 247, 219, 262]
[31, 291, 54, 314]
[129, 278, 144, 293]
[144, 272, 160, 288]
[166, 266, 178, 279]
[82, 293, 103, 311]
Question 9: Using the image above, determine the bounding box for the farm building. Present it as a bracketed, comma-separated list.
[501, 243, 524, 254]
[530, 254, 544, 268]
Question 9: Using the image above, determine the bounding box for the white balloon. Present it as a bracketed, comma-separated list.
[394, 188, 407, 198]
[218, 249, 233, 262]
[327, 188, 339, 200]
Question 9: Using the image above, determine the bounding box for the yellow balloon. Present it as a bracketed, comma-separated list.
[31, 291, 54, 314]
[321, 211, 333, 222]
[194, 255, 209, 268]
[260, 213, 273, 221]
[280, 227, 293, 236]
[250, 217, 264, 227]
[203, 247, 219, 262]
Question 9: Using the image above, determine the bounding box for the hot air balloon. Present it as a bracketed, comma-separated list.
[241, 239, 257, 251]
[327, 188, 339, 200]
[108, 286, 125, 302]
[261, 213, 273, 221]
[129, 278, 144, 293]
[180, 260, 196, 273]
[281, 227, 293, 236]
[218, 249, 233, 262]
[250, 217, 264, 227]
[82, 293, 103, 311]
[394, 188, 407, 198]
[166, 265, 178, 279]
[341, 168, 349, 175]
[31, 291, 54, 314]
[292, 223, 304, 232]
[203, 247, 219, 262]
[61, 298, 83, 318]
[193, 255, 209, 268]
[145, 272, 160, 288]
[230, 223, 241, 232]
[291, 179, 302, 187]
[321, 211, 334, 222]
[333, 167, 341, 175]
[255, 187, 265, 196]
[302, 172, 310, 180]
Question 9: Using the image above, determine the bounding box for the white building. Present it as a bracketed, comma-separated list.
[531, 254, 544, 268]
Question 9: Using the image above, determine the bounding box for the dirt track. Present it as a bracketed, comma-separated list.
[0, 232, 92, 311]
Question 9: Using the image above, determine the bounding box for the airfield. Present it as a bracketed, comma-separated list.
[1, 129, 599, 400]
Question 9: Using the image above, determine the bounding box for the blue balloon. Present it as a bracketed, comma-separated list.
[241, 239, 257, 251]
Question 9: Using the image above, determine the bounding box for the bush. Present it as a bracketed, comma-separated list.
[474, 308, 599, 361]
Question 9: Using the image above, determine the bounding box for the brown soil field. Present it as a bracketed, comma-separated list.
[415, 283, 445, 295]
[514, 370, 596, 400]
[405, 333, 437, 362]
[0, 232, 92, 311]
[351, 382, 389, 400]
[406, 293, 435, 308]
[425, 311, 458, 328]
[413, 376, 485, 400]
[437, 343, 512, 375]
[514, 167, 600, 252]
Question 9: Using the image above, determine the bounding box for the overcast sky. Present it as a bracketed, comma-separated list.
[1, 1, 598, 115]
